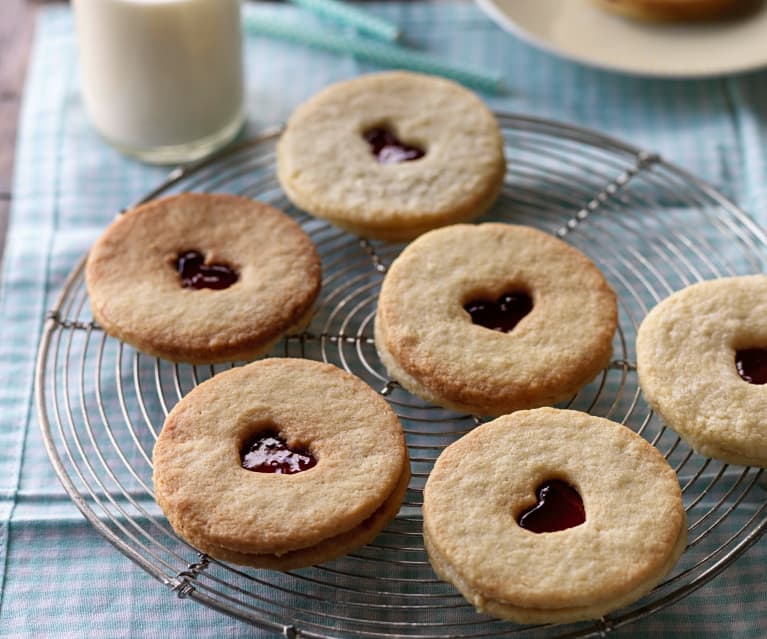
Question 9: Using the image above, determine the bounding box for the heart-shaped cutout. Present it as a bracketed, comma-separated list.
[736, 348, 767, 384]
[240, 430, 317, 475]
[517, 480, 585, 533]
[176, 250, 238, 290]
[464, 292, 533, 333]
[363, 126, 425, 165]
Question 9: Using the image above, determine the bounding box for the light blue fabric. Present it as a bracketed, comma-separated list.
[1, 3, 766, 637]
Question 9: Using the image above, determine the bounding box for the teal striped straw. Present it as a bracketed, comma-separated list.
[242, 13, 506, 95]
[288, 0, 401, 42]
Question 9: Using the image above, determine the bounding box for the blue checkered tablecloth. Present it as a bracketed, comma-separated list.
[1, 2, 767, 637]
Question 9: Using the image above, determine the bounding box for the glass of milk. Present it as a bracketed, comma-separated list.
[72, 0, 245, 164]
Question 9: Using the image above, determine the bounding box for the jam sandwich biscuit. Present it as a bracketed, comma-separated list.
[374, 223, 618, 415]
[277, 71, 506, 241]
[152, 358, 410, 570]
[637, 275, 767, 467]
[423, 407, 687, 623]
[85, 193, 321, 364]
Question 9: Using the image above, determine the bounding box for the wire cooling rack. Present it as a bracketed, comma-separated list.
[36, 114, 767, 638]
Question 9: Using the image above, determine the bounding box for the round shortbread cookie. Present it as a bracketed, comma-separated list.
[276, 71, 506, 241]
[85, 193, 321, 364]
[422, 408, 687, 624]
[175, 464, 410, 571]
[374, 223, 618, 416]
[636, 275, 767, 467]
[590, 0, 753, 21]
[152, 358, 410, 569]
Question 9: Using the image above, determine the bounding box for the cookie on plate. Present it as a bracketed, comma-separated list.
[277, 71, 506, 241]
[636, 275, 767, 467]
[85, 193, 321, 364]
[423, 407, 687, 624]
[590, 0, 755, 21]
[374, 223, 618, 415]
[153, 358, 410, 570]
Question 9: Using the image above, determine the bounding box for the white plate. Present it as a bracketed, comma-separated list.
[475, 0, 767, 77]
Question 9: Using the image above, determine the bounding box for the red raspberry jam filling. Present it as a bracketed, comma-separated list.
[241, 431, 317, 474]
[464, 292, 533, 332]
[176, 250, 238, 290]
[517, 480, 585, 533]
[736, 348, 767, 385]
[363, 126, 425, 164]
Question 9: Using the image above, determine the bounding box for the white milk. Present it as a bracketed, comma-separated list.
[72, 0, 245, 164]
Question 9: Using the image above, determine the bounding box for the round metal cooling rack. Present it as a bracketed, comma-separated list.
[36, 114, 767, 639]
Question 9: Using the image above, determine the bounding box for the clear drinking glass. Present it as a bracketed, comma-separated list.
[72, 0, 245, 164]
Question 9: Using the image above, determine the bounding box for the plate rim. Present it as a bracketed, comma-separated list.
[475, 0, 767, 79]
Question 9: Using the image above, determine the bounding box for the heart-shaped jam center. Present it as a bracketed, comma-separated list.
[517, 480, 585, 533]
[176, 250, 238, 290]
[736, 348, 767, 384]
[464, 292, 533, 332]
[240, 431, 317, 474]
[363, 126, 425, 164]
